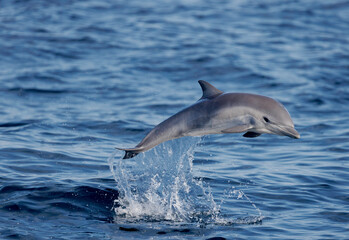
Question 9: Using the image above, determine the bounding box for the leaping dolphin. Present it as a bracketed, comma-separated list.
[117, 80, 300, 159]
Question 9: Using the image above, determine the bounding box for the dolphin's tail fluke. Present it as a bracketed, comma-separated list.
[122, 150, 139, 159]
[115, 147, 143, 159]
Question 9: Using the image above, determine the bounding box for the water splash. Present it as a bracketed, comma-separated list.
[108, 137, 263, 225]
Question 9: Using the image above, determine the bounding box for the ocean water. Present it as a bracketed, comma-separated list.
[0, 0, 348, 239]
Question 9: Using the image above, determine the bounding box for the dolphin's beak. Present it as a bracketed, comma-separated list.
[278, 126, 300, 139]
[268, 124, 300, 139]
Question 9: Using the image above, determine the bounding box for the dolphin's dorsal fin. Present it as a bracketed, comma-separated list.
[198, 80, 223, 100]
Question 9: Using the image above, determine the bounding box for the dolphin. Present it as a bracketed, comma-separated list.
[117, 80, 300, 159]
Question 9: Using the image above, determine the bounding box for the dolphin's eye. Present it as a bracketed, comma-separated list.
[263, 117, 270, 123]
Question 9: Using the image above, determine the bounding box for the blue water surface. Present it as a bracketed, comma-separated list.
[0, 0, 348, 239]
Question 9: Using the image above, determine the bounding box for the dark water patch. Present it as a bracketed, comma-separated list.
[315, 165, 349, 172]
[193, 158, 219, 165]
[173, 228, 191, 233]
[0, 185, 49, 194]
[319, 211, 349, 223]
[49, 201, 87, 213]
[307, 97, 325, 106]
[0, 32, 97, 45]
[206, 237, 227, 240]
[78, 25, 116, 34]
[318, 1, 349, 10]
[187, 55, 213, 64]
[0, 148, 83, 162]
[206, 237, 226, 240]
[1, 231, 37, 240]
[7, 87, 68, 95]
[6, 164, 59, 175]
[119, 226, 139, 232]
[1, 184, 118, 221]
[253, 191, 318, 205]
[5, 72, 65, 84]
[69, 136, 107, 144]
[325, 147, 348, 153]
[2, 202, 42, 215]
[35, 47, 84, 60]
[0, 120, 36, 128]
[70, 186, 119, 209]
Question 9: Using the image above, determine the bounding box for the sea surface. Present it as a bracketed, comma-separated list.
[0, 0, 348, 239]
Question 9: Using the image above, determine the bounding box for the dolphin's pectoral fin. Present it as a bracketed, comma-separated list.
[221, 125, 251, 133]
[243, 132, 261, 138]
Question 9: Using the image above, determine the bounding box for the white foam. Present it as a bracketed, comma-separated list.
[108, 137, 263, 225]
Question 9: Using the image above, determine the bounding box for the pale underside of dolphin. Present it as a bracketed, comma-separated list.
[117, 80, 300, 159]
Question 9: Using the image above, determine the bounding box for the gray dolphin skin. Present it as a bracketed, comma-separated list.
[117, 80, 300, 159]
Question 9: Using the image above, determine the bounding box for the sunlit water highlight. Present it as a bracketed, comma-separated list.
[108, 137, 263, 226]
